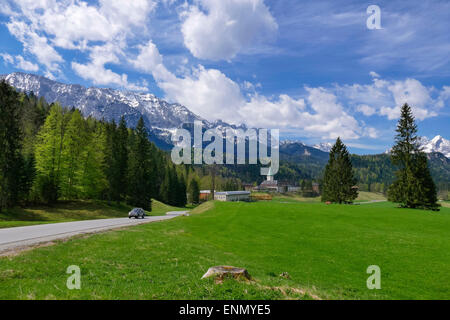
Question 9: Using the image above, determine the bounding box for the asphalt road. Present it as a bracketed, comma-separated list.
[0, 214, 185, 254]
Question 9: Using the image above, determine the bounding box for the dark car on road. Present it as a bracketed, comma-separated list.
[128, 208, 146, 219]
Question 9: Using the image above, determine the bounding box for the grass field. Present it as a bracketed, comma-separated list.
[0, 200, 186, 229]
[355, 191, 387, 202]
[1, 200, 449, 300]
[262, 191, 386, 203]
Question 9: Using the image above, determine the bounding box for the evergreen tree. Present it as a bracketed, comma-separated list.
[79, 119, 107, 199]
[388, 104, 439, 210]
[127, 117, 152, 210]
[188, 179, 200, 204]
[116, 116, 129, 200]
[0, 81, 24, 209]
[103, 120, 119, 201]
[321, 137, 358, 204]
[176, 173, 187, 207]
[159, 165, 170, 204]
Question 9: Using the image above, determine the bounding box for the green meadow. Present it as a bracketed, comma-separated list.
[0, 200, 449, 300]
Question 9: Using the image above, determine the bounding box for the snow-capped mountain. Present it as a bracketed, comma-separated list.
[312, 142, 333, 153]
[1, 72, 246, 149]
[420, 135, 450, 158]
[280, 140, 333, 152]
[384, 135, 450, 158]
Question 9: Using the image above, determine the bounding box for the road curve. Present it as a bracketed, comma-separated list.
[0, 215, 179, 254]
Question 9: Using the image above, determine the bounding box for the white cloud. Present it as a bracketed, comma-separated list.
[356, 104, 376, 116]
[365, 127, 379, 139]
[379, 106, 400, 120]
[387, 78, 435, 120]
[369, 71, 380, 78]
[3, 0, 157, 87]
[129, 41, 374, 140]
[1, 52, 39, 72]
[159, 65, 245, 121]
[180, 0, 277, 60]
[15, 55, 39, 71]
[72, 44, 147, 91]
[0, 53, 14, 65]
[336, 76, 444, 121]
[240, 94, 306, 128]
[6, 19, 63, 72]
[129, 41, 174, 82]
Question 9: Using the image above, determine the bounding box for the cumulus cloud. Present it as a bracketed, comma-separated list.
[180, 0, 277, 60]
[356, 104, 376, 116]
[336, 76, 444, 121]
[6, 19, 63, 72]
[2, 0, 156, 87]
[1, 53, 39, 72]
[0, 53, 14, 65]
[129, 39, 363, 139]
[72, 43, 147, 91]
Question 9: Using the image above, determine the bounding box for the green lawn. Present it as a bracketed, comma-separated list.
[1, 201, 449, 299]
[0, 199, 186, 229]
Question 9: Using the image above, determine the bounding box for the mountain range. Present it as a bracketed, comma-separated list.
[1, 72, 449, 160]
[0, 72, 246, 149]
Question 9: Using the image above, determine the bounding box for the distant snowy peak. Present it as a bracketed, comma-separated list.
[420, 135, 450, 158]
[384, 135, 450, 158]
[280, 140, 332, 152]
[312, 142, 333, 153]
[280, 140, 307, 147]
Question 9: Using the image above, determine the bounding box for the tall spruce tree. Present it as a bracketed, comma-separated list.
[388, 103, 439, 210]
[116, 117, 129, 200]
[127, 117, 152, 210]
[321, 137, 358, 204]
[0, 81, 25, 210]
[188, 179, 200, 204]
[176, 173, 187, 207]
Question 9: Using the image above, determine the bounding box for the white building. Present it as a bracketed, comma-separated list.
[214, 191, 251, 202]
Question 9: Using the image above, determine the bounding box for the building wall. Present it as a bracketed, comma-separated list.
[214, 193, 250, 202]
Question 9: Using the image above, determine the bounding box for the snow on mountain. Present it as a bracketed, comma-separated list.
[384, 135, 450, 158]
[312, 142, 333, 152]
[2, 72, 246, 148]
[420, 135, 450, 158]
[281, 140, 332, 153]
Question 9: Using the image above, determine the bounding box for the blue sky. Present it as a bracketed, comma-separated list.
[0, 0, 449, 154]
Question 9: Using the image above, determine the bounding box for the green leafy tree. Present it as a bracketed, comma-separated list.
[321, 137, 358, 204]
[388, 104, 439, 210]
[33, 104, 69, 203]
[61, 110, 86, 199]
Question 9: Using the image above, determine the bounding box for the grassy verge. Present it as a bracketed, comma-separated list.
[1, 201, 449, 299]
[0, 199, 187, 229]
[355, 191, 387, 202]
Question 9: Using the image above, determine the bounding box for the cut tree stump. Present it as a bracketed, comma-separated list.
[201, 266, 251, 282]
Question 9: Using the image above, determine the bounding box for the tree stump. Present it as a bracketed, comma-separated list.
[201, 266, 251, 283]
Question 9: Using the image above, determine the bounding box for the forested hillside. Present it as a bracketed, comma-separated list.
[0, 81, 189, 211]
